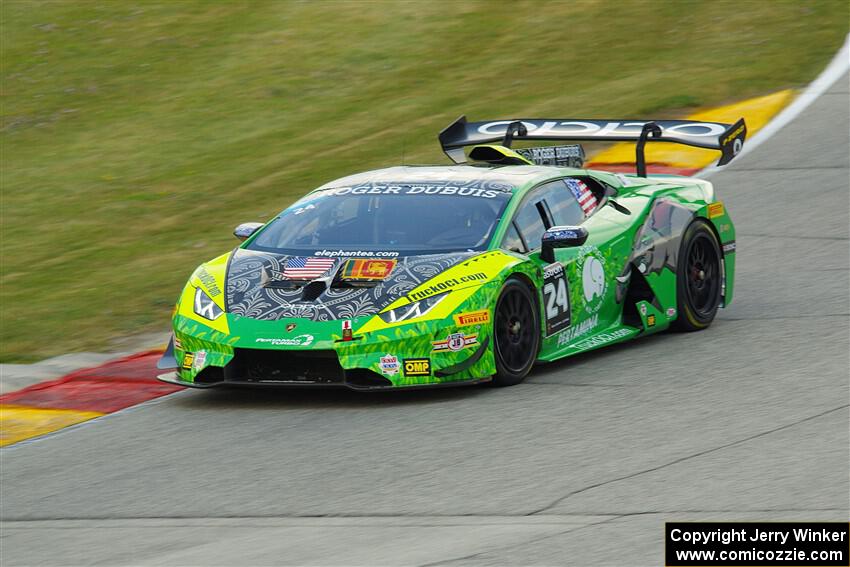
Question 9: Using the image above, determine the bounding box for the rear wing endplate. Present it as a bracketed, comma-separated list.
[438, 116, 747, 176]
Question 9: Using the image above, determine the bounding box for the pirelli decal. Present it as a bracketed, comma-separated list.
[708, 202, 725, 218]
[454, 310, 490, 326]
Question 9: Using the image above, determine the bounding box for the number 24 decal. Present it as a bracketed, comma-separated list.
[542, 263, 571, 335]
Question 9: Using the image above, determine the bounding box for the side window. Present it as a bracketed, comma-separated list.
[549, 180, 587, 226]
[507, 180, 584, 252]
[512, 196, 547, 251]
[502, 223, 526, 254]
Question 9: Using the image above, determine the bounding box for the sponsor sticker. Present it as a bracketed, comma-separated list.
[408, 272, 488, 302]
[255, 335, 314, 347]
[580, 247, 607, 314]
[454, 310, 490, 327]
[647, 314, 656, 327]
[722, 240, 737, 254]
[639, 303, 648, 316]
[708, 202, 725, 218]
[432, 332, 478, 352]
[285, 323, 297, 332]
[196, 267, 222, 297]
[319, 183, 508, 199]
[666, 307, 677, 317]
[181, 352, 194, 370]
[543, 262, 571, 335]
[379, 354, 400, 376]
[556, 314, 598, 347]
[315, 249, 399, 258]
[573, 328, 631, 350]
[192, 350, 207, 371]
[174, 337, 183, 350]
[403, 358, 431, 377]
[341, 320, 353, 341]
[341, 258, 397, 280]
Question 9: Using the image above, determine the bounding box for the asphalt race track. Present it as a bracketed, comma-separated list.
[1, 74, 847, 566]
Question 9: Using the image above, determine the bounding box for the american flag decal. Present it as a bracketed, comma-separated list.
[566, 179, 598, 216]
[282, 256, 336, 279]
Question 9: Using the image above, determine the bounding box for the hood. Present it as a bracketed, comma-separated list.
[225, 249, 475, 322]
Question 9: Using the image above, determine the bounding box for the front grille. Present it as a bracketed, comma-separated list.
[229, 348, 345, 384]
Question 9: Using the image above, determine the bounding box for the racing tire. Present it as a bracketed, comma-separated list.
[492, 278, 541, 386]
[673, 219, 723, 332]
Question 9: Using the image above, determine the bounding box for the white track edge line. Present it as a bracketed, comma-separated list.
[699, 31, 850, 179]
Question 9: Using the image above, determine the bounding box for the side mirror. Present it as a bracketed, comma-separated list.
[540, 225, 588, 263]
[234, 222, 263, 242]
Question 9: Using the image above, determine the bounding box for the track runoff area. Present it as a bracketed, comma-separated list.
[1, 37, 848, 566]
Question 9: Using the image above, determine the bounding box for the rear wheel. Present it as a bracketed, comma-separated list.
[673, 219, 723, 331]
[492, 278, 540, 386]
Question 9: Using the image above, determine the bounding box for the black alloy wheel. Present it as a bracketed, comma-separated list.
[492, 278, 540, 386]
[673, 219, 723, 331]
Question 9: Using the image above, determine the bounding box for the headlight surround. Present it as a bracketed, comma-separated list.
[378, 292, 448, 324]
[193, 287, 224, 321]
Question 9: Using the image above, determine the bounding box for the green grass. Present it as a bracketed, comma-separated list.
[1, 0, 847, 362]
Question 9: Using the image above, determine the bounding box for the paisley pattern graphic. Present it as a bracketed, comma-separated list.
[226, 249, 474, 322]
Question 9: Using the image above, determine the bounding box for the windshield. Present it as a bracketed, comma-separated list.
[247, 184, 512, 257]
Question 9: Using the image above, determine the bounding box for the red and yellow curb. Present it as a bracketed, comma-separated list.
[0, 350, 182, 447]
[587, 89, 796, 174]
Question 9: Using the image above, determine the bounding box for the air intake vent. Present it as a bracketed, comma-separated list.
[301, 280, 327, 301]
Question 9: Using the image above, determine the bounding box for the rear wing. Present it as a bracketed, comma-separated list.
[438, 116, 747, 176]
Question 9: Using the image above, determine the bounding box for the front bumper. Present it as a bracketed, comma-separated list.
[161, 313, 495, 390]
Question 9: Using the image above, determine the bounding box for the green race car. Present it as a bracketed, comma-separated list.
[157, 116, 745, 389]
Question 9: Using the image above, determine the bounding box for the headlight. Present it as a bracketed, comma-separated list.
[193, 287, 223, 320]
[378, 293, 448, 324]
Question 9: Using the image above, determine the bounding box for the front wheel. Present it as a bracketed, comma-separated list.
[492, 278, 540, 386]
[673, 219, 723, 331]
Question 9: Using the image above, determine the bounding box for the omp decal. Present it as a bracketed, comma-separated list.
[723, 241, 737, 254]
[341, 258, 397, 280]
[454, 310, 490, 326]
[543, 262, 571, 336]
[432, 332, 478, 352]
[403, 358, 431, 377]
[556, 314, 598, 347]
[708, 202, 725, 218]
[379, 354, 400, 376]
